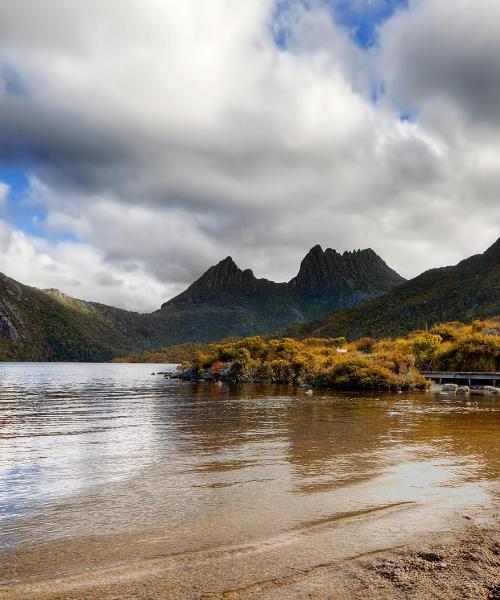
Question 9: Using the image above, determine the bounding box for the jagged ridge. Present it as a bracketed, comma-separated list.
[152, 245, 406, 342]
[287, 236, 500, 340]
[289, 245, 404, 291]
[162, 257, 287, 307]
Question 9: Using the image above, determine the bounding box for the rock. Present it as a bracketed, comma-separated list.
[0, 300, 24, 325]
[0, 273, 24, 302]
[457, 386, 470, 395]
[442, 383, 458, 392]
[483, 386, 500, 395]
[381, 559, 400, 568]
[0, 316, 23, 341]
[305, 389, 313, 395]
[417, 551, 444, 563]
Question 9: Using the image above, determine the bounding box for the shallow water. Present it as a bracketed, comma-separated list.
[0, 363, 499, 577]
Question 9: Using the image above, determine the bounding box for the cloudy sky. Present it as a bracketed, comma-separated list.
[0, 0, 499, 311]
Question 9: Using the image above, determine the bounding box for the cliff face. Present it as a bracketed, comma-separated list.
[289, 246, 404, 292]
[167, 245, 404, 306]
[190, 257, 261, 291]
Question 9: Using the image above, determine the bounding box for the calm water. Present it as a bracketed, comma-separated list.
[0, 362, 499, 557]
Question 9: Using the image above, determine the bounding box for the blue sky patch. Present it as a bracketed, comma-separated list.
[330, 0, 409, 48]
[0, 166, 47, 237]
[273, 0, 409, 49]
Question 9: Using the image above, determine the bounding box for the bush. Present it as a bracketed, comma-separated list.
[313, 358, 400, 390]
[437, 335, 500, 372]
[409, 332, 442, 370]
[355, 337, 376, 354]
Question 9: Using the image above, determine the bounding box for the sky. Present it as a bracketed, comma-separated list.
[0, 0, 499, 312]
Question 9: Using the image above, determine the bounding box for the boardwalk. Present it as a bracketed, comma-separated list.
[421, 372, 499, 386]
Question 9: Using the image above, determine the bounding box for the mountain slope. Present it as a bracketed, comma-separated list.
[153, 257, 307, 343]
[288, 237, 500, 340]
[0, 244, 405, 360]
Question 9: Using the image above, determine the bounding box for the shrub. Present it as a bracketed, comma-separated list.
[409, 333, 442, 370]
[355, 337, 376, 354]
[429, 322, 462, 342]
[437, 335, 500, 372]
[177, 317, 495, 392]
[313, 358, 401, 390]
[269, 359, 294, 383]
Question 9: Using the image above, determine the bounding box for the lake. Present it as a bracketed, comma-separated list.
[0, 362, 499, 597]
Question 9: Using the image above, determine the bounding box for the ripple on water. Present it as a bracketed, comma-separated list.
[0, 363, 499, 555]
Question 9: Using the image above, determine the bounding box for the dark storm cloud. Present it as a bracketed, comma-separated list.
[380, 0, 500, 125]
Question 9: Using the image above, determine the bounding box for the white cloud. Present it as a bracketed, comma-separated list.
[0, 220, 178, 311]
[0, 0, 498, 309]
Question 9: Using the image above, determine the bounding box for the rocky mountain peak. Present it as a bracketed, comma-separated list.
[162, 243, 405, 309]
[289, 245, 405, 291]
[162, 256, 275, 307]
[194, 256, 256, 290]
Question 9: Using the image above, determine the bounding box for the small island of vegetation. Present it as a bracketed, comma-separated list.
[134, 318, 500, 391]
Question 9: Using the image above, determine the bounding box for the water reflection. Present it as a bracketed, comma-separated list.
[0, 365, 499, 554]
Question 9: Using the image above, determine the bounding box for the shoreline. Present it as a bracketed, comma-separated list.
[1, 519, 498, 599]
[168, 374, 500, 398]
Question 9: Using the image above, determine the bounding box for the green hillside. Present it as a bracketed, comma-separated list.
[288, 237, 500, 340]
[0, 276, 159, 361]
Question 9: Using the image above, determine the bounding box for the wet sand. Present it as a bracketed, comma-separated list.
[1, 507, 498, 599]
[344, 521, 500, 600]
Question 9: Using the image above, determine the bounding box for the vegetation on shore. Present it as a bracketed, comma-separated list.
[111, 342, 214, 364]
[171, 318, 500, 390]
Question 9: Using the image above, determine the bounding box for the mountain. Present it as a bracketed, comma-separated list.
[0, 275, 167, 361]
[289, 245, 404, 318]
[288, 237, 500, 340]
[0, 245, 404, 360]
[155, 256, 298, 343]
[155, 247, 405, 343]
